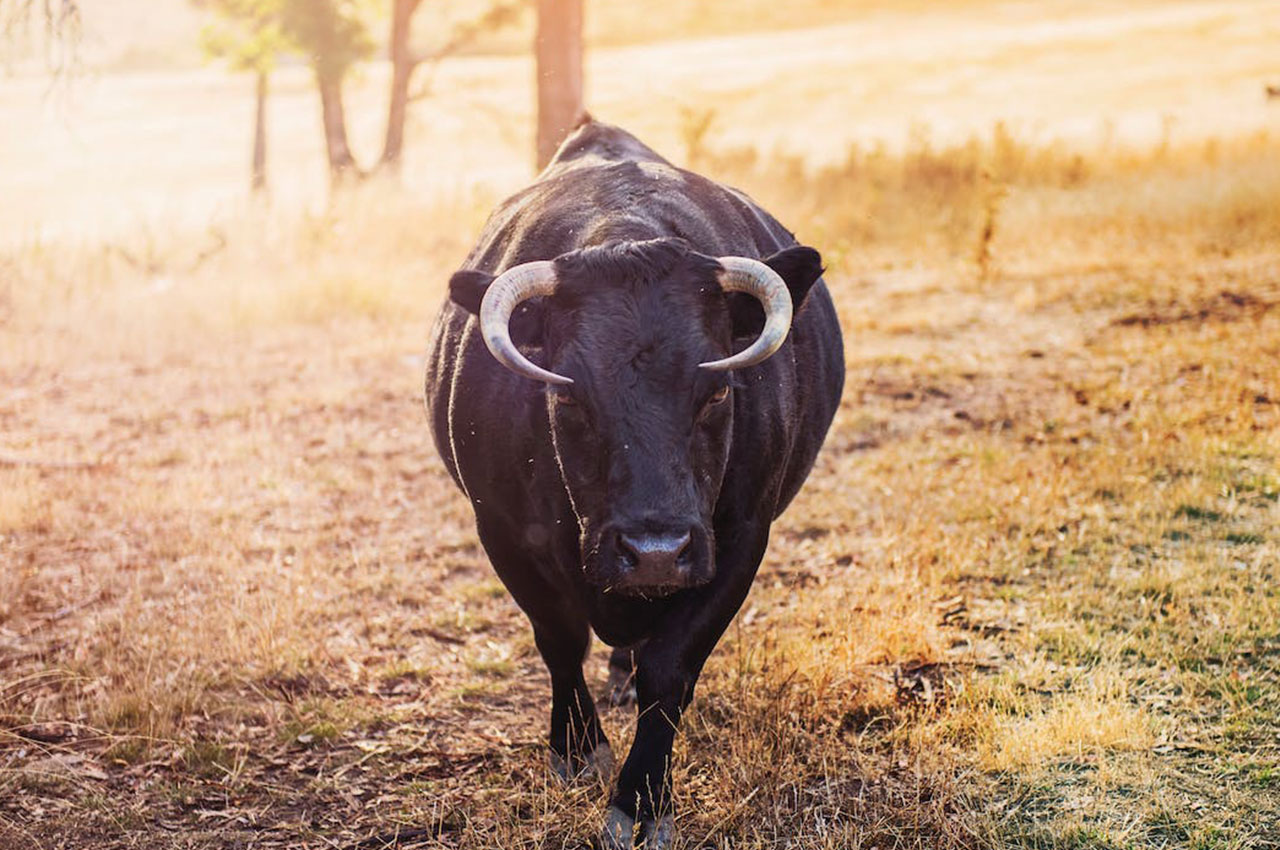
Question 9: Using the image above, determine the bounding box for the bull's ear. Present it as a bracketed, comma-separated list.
[727, 245, 824, 337]
[448, 269, 494, 315]
[449, 268, 545, 345]
[764, 245, 824, 309]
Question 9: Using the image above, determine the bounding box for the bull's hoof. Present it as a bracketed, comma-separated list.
[598, 807, 674, 850]
[586, 741, 616, 779]
[600, 806, 634, 849]
[549, 751, 575, 782]
[550, 742, 615, 784]
[604, 668, 637, 707]
[639, 815, 675, 849]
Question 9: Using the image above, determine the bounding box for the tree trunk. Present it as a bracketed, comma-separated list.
[534, 0, 584, 170]
[251, 69, 268, 193]
[317, 69, 358, 180]
[381, 0, 423, 171]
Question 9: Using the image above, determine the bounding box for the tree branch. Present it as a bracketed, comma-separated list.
[405, 0, 525, 103]
[1, 0, 81, 75]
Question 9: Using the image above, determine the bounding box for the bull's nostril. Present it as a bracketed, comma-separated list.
[675, 534, 694, 568]
[617, 533, 639, 569]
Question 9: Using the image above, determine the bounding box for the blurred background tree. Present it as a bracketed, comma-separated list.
[534, 0, 583, 169]
[198, 0, 375, 183]
[195, 0, 528, 185]
[381, 0, 423, 171]
[385, 0, 524, 171]
[198, 0, 288, 192]
[279, 0, 377, 180]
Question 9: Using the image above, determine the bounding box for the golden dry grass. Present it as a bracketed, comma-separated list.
[2, 122, 1278, 847]
[3, 2, 1280, 846]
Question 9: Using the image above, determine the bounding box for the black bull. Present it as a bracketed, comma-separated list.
[424, 120, 844, 846]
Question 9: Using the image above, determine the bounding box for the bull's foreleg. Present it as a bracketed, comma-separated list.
[600, 652, 692, 848]
[602, 525, 769, 849]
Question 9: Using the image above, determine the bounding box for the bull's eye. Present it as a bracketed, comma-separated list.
[698, 385, 731, 421]
[701, 384, 732, 419]
[554, 390, 577, 407]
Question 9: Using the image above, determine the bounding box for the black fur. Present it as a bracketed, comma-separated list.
[424, 120, 844, 824]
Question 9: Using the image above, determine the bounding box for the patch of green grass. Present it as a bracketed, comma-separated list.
[72, 791, 149, 833]
[1053, 827, 1127, 850]
[1036, 624, 1109, 667]
[1185, 822, 1250, 850]
[448, 681, 503, 700]
[103, 736, 149, 765]
[1145, 809, 1198, 845]
[178, 739, 240, 780]
[1232, 471, 1280, 502]
[432, 609, 492, 634]
[281, 719, 342, 746]
[464, 657, 514, 677]
[276, 697, 370, 747]
[1223, 531, 1264, 545]
[379, 660, 431, 682]
[462, 579, 509, 601]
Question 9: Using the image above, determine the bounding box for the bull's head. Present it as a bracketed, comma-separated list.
[449, 238, 823, 597]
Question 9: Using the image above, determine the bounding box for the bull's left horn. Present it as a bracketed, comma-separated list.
[478, 260, 573, 385]
[699, 257, 794, 371]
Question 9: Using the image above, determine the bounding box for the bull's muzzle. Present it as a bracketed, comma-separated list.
[600, 523, 713, 596]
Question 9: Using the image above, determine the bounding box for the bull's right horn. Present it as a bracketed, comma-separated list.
[478, 260, 573, 385]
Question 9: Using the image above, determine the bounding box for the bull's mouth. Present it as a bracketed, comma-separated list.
[600, 582, 691, 600]
[589, 564, 715, 600]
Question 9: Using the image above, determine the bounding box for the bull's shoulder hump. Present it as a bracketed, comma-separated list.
[496, 160, 687, 224]
[545, 120, 674, 171]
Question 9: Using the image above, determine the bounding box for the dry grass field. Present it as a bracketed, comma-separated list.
[3, 1, 1280, 848]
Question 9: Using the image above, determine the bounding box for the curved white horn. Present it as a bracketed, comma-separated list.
[699, 257, 794, 371]
[478, 260, 572, 385]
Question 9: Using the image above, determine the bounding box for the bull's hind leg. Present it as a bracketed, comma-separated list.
[605, 643, 641, 707]
[533, 617, 614, 781]
[475, 522, 612, 781]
